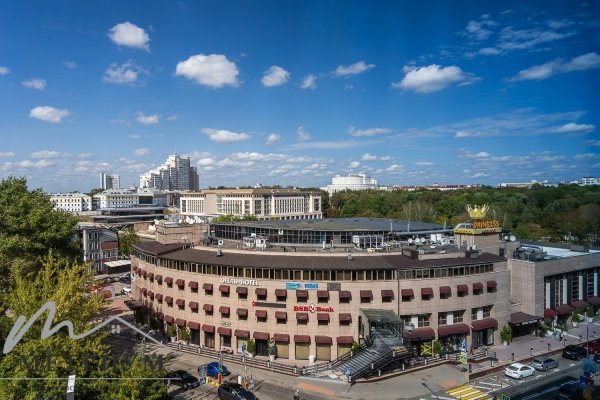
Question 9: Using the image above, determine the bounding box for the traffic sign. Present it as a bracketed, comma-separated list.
[344, 367, 351, 376]
[460, 339, 467, 352]
[459, 354, 468, 364]
[501, 395, 510, 400]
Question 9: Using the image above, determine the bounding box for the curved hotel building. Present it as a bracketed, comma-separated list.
[131, 218, 511, 361]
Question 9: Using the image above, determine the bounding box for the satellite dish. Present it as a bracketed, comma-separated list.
[415, 238, 422, 244]
[503, 235, 508, 241]
[510, 235, 516, 242]
[408, 238, 413, 244]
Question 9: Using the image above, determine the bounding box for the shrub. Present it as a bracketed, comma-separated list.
[500, 325, 512, 343]
[167, 324, 177, 338]
[246, 339, 255, 354]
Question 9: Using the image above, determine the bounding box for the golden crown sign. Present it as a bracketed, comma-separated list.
[466, 204, 488, 220]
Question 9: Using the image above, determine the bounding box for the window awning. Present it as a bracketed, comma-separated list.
[217, 327, 231, 336]
[296, 312, 308, 321]
[315, 335, 332, 345]
[175, 298, 185, 307]
[147, 273, 154, 280]
[188, 281, 198, 289]
[360, 290, 373, 299]
[337, 336, 354, 345]
[572, 300, 589, 310]
[125, 300, 144, 310]
[473, 282, 483, 291]
[253, 331, 269, 341]
[175, 279, 185, 287]
[406, 327, 435, 340]
[189, 301, 199, 309]
[202, 324, 215, 333]
[203, 304, 213, 312]
[164, 277, 173, 284]
[273, 333, 290, 343]
[255, 310, 267, 319]
[296, 290, 308, 299]
[439, 286, 451, 294]
[219, 285, 230, 293]
[401, 289, 414, 297]
[275, 311, 287, 320]
[219, 306, 230, 315]
[471, 318, 498, 331]
[509, 312, 542, 326]
[381, 290, 394, 298]
[457, 284, 468, 293]
[175, 318, 186, 327]
[438, 323, 470, 337]
[275, 289, 287, 297]
[164, 296, 173, 304]
[155, 293, 163, 302]
[339, 291, 351, 300]
[236, 308, 248, 317]
[234, 329, 250, 338]
[421, 287, 433, 296]
[155, 275, 163, 282]
[203, 283, 213, 291]
[555, 304, 574, 316]
[339, 313, 352, 322]
[164, 315, 174, 323]
[487, 280, 497, 289]
[188, 321, 200, 330]
[236, 286, 247, 294]
[317, 313, 330, 321]
[147, 291, 154, 299]
[294, 335, 310, 343]
[317, 290, 329, 299]
[255, 288, 267, 296]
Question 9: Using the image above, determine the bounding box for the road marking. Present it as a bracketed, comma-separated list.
[446, 385, 493, 400]
[474, 385, 494, 390]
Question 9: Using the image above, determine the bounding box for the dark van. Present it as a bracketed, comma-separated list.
[562, 344, 587, 360]
[555, 383, 583, 400]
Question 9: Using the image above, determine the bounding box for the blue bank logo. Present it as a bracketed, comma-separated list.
[285, 282, 301, 290]
[304, 283, 318, 290]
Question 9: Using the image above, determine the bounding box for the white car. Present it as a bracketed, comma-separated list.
[121, 287, 132, 295]
[504, 363, 535, 379]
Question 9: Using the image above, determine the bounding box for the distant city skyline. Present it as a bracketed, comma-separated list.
[0, 1, 598, 193]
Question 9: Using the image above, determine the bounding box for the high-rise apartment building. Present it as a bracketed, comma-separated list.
[140, 154, 199, 191]
[100, 173, 120, 190]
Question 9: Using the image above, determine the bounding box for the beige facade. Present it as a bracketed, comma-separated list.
[131, 242, 509, 361]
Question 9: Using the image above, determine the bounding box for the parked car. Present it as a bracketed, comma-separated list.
[530, 356, 558, 371]
[580, 340, 600, 354]
[563, 344, 587, 360]
[119, 275, 131, 284]
[555, 382, 584, 400]
[217, 382, 256, 400]
[504, 363, 535, 379]
[165, 370, 199, 390]
[199, 361, 230, 378]
[121, 287, 132, 295]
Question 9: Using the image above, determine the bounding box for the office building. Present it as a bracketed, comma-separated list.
[100, 173, 120, 190]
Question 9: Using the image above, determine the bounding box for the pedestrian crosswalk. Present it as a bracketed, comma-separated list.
[446, 384, 494, 400]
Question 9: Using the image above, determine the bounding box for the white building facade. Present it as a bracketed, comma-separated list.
[93, 190, 139, 209]
[48, 193, 93, 213]
[140, 154, 199, 191]
[100, 173, 120, 190]
[322, 173, 379, 196]
[180, 189, 323, 221]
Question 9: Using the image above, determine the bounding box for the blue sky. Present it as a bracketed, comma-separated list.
[0, 0, 598, 192]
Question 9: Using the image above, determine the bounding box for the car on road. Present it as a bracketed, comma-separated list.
[555, 382, 584, 399]
[562, 344, 587, 360]
[530, 356, 558, 371]
[504, 363, 535, 379]
[580, 340, 600, 354]
[119, 275, 131, 284]
[199, 361, 231, 378]
[121, 287, 132, 295]
[166, 370, 199, 390]
[217, 382, 256, 400]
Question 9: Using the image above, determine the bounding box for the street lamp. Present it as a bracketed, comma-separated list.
[421, 382, 440, 400]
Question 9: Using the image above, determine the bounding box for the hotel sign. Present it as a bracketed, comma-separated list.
[220, 278, 259, 286]
[293, 304, 334, 313]
[472, 220, 500, 229]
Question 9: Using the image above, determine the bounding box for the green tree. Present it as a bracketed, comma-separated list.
[118, 228, 139, 257]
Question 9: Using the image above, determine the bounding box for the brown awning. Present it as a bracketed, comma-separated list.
[219, 285, 230, 293]
[317, 313, 330, 321]
[255, 288, 267, 296]
[156, 312, 164, 320]
[572, 300, 589, 310]
[337, 336, 354, 345]
[439, 286, 451, 294]
[253, 331, 269, 340]
[175, 318, 186, 327]
[188, 321, 200, 330]
[147, 291, 154, 299]
[555, 304, 574, 316]
[189, 301, 199, 309]
[273, 333, 290, 343]
[164, 314, 174, 323]
[164, 277, 173, 284]
[219, 306, 230, 315]
[296, 290, 308, 299]
[175, 279, 185, 287]
[202, 324, 215, 333]
[471, 318, 498, 331]
[236, 308, 248, 317]
[275, 289, 287, 297]
[142, 271, 147, 278]
[218, 327, 232, 336]
[294, 335, 310, 343]
[421, 287, 433, 296]
[315, 335, 332, 345]
[235, 329, 250, 338]
[473, 282, 483, 291]
[487, 280, 497, 289]
[132, 266, 138, 272]
[510, 312, 543, 326]
[457, 284, 468, 293]
[155, 293, 163, 302]
[203, 283, 213, 291]
[275, 311, 287, 320]
[125, 300, 144, 310]
[401, 289, 414, 297]
[438, 323, 471, 337]
[147, 273, 154, 280]
[317, 290, 329, 299]
[175, 298, 185, 307]
[236, 286, 247, 295]
[339, 291, 351, 300]
[360, 290, 373, 299]
[255, 310, 267, 318]
[407, 327, 435, 340]
[188, 281, 198, 289]
[588, 296, 600, 306]
[164, 296, 173, 304]
[296, 312, 308, 321]
[544, 308, 559, 318]
[155, 275, 163, 283]
[141, 288, 147, 296]
[381, 290, 394, 298]
[339, 313, 352, 322]
[203, 304, 213, 312]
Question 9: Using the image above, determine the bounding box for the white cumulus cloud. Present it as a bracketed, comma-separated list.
[415, 161, 434, 166]
[175, 54, 239, 88]
[334, 61, 375, 77]
[347, 126, 392, 137]
[266, 133, 281, 145]
[136, 112, 160, 125]
[361, 153, 378, 161]
[509, 52, 600, 82]
[0, 151, 15, 157]
[31, 150, 61, 159]
[103, 61, 147, 85]
[349, 161, 361, 169]
[0, 66, 10, 75]
[201, 128, 250, 143]
[134, 148, 150, 156]
[297, 126, 311, 142]
[393, 64, 477, 93]
[22, 78, 47, 90]
[197, 157, 217, 166]
[108, 22, 150, 51]
[29, 106, 70, 123]
[552, 122, 595, 134]
[261, 66, 290, 87]
[301, 74, 317, 89]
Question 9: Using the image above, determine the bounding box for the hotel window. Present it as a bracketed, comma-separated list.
[417, 314, 430, 328]
[454, 310, 464, 323]
[438, 312, 447, 326]
[483, 305, 492, 318]
[471, 308, 479, 321]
